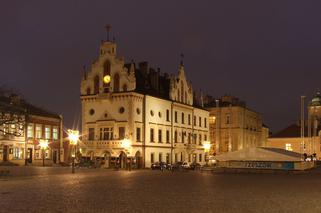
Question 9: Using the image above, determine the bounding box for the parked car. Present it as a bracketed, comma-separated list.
[172, 161, 184, 170]
[190, 162, 201, 170]
[151, 162, 167, 170]
[182, 162, 190, 169]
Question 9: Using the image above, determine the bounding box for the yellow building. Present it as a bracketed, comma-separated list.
[205, 95, 268, 155]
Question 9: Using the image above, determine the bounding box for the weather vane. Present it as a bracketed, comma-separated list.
[105, 24, 112, 41]
[180, 53, 184, 66]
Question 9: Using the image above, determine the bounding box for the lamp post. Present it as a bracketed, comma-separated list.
[203, 141, 211, 166]
[68, 129, 79, 174]
[39, 140, 48, 167]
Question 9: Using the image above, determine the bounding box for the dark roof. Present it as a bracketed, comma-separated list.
[134, 62, 170, 100]
[0, 94, 60, 119]
[271, 123, 321, 138]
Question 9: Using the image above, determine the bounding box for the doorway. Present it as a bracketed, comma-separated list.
[3, 145, 8, 161]
[53, 150, 57, 164]
[119, 152, 127, 169]
[27, 148, 33, 163]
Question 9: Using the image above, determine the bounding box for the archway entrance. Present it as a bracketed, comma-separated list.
[119, 151, 127, 169]
[103, 152, 111, 168]
[135, 151, 142, 169]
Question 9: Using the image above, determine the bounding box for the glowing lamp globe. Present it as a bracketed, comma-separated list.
[68, 129, 79, 145]
[103, 75, 111, 84]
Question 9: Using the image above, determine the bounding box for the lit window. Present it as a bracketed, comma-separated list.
[209, 116, 216, 125]
[36, 124, 42, 139]
[27, 124, 34, 138]
[45, 126, 51, 139]
[285, 144, 293, 151]
[52, 127, 58, 140]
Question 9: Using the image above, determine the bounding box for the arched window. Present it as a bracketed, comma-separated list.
[103, 60, 111, 87]
[123, 84, 127, 92]
[103, 60, 111, 76]
[114, 73, 120, 92]
[94, 75, 99, 94]
[86, 87, 91, 95]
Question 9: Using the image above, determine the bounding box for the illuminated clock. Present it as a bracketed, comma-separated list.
[103, 75, 111, 84]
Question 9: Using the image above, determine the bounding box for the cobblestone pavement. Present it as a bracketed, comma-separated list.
[1, 168, 321, 213]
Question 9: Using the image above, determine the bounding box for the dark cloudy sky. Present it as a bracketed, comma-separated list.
[1, 1, 320, 132]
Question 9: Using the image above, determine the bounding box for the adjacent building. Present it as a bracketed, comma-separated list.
[267, 92, 321, 159]
[0, 94, 63, 166]
[205, 95, 268, 155]
[80, 39, 209, 168]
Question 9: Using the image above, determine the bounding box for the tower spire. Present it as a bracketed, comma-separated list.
[105, 24, 112, 41]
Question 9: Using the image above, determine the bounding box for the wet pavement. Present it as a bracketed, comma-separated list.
[1, 168, 321, 213]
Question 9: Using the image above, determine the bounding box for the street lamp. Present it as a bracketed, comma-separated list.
[203, 141, 211, 166]
[39, 140, 48, 167]
[68, 129, 79, 174]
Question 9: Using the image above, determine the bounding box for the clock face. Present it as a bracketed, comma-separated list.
[103, 75, 111, 84]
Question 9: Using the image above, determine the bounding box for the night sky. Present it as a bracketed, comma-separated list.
[1, 1, 320, 133]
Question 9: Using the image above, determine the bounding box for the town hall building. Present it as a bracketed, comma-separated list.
[79, 38, 209, 168]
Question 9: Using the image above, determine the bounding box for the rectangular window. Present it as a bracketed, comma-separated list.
[159, 153, 162, 162]
[181, 113, 184, 124]
[103, 128, 113, 140]
[166, 109, 170, 122]
[226, 114, 231, 124]
[88, 128, 95, 140]
[175, 111, 178, 123]
[199, 117, 202, 127]
[45, 126, 51, 139]
[158, 129, 162, 143]
[199, 134, 202, 145]
[13, 147, 22, 159]
[136, 127, 141, 142]
[174, 131, 177, 143]
[35, 124, 42, 139]
[193, 134, 197, 144]
[166, 130, 170, 143]
[188, 133, 191, 144]
[99, 128, 103, 140]
[285, 144, 293, 151]
[209, 116, 216, 125]
[52, 127, 58, 140]
[188, 114, 191, 125]
[119, 127, 125, 140]
[182, 131, 185, 143]
[204, 134, 207, 141]
[204, 118, 207, 128]
[27, 124, 34, 138]
[193, 116, 196, 126]
[150, 128, 154, 142]
[199, 154, 202, 162]
[151, 153, 155, 163]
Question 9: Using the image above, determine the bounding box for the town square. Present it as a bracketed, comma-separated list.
[1, 1, 320, 212]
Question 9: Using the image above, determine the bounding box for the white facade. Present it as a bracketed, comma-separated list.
[80, 40, 209, 168]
